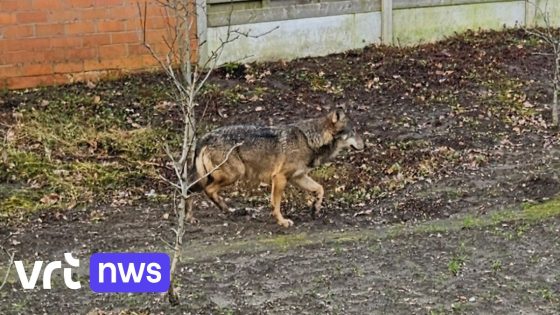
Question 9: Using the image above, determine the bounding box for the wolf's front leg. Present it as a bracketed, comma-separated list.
[271, 174, 293, 227]
[292, 175, 324, 218]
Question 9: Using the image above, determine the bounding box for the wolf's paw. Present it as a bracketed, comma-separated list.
[277, 218, 294, 228]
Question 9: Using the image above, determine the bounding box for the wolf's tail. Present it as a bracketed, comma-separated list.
[188, 146, 213, 193]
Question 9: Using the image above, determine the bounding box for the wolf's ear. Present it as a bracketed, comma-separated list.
[328, 110, 346, 124]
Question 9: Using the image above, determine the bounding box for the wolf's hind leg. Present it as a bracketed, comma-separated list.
[204, 170, 239, 213]
[271, 174, 293, 227]
[205, 185, 229, 212]
[292, 175, 324, 218]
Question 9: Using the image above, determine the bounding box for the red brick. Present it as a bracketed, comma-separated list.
[120, 55, 141, 69]
[130, 16, 172, 32]
[0, 52, 16, 65]
[97, 20, 125, 32]
[20, 64, 53, 76]
[51, 37, 82, 48]
[145, 29, 168, 44]
[32, 0, 65, 10]
[96, 0, 125, 6]
[84, 59, 104, 71]
[44, 49, 67, 62]
[1, 0, 32, 11]
[65, 22, 96, 34]
[147, 17, 169, 30]
[0, 65, 21, 78]
[127, 43, 148, 56]
[16, 38, 51, 50]
[83, 34, 111, 47]
[125, 19, 142, 32]
[80, 8, 109, 20]
[110, 6, 140, 19]
[99, 44, 127, 58]
[36, 23, 65, 37]
[0, 13, 16, 25]
[125, 54, 157, 69]
[8, 74, 67, 90]
[17, 11, 48, 23]
[65, 48, 97, 60]
[0, 51, 43, 64]
[70, 0, 96, 8]
[2, 25, 35, 39]
[111, 31, 140, 44]
[84, 58, 126, 71]
[53, 61, 84, 73]
[48, 10, 79, 23]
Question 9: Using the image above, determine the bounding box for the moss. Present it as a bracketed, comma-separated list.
[260, 233, 312, 251]
[522, 197, 560, 221]
[0, 190, 42, 217]
[1, 98, 172, 219]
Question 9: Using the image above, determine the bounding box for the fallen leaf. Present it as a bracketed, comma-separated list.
[40, 193, 60, 205]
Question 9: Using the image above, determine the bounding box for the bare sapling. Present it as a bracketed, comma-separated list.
[137, 0, 275, 304]
[0, 246, 15, 291]
[525, 1, 560, 126]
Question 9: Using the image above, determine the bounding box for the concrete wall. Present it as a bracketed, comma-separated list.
[206, 0, 560, 65]
[393, 1, 525, 45]
[207, 12, 381, 64]
[534, 0, 560, 26]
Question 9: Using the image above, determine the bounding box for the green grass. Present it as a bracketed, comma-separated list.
[0, 88, 172, 219]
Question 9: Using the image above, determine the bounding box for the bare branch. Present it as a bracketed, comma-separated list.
[140, 0, 271, 304]
[524, 0, 560, 127]
[159, 236, 175, 250]
[0, 247, 15, 291]
[184, 142, 242, 193]
[158, 173, 182, 191]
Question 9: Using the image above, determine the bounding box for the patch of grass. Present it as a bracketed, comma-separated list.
[448, 255, 466, 276]
[462, 214, 482, 229]
[1, 92, 172, 219]
[491, 259, 502, 274]
[490, 210, 517, 225]
[311, 164, 338, 180]
[448, 243, 468, 276]
[260, 233, 311, 251]
[522, 197, 560, 221]
[414, 222, 449, 235]
[538, 287, 556, 302]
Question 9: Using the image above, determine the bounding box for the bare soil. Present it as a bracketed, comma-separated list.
[1, 29, 560, 314]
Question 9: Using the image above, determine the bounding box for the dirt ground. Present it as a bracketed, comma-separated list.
[1, 29, 560, 314]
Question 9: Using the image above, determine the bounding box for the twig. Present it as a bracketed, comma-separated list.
[0, 247, 15, 290]
[184, 142, 242, 192]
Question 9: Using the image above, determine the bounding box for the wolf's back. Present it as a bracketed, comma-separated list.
[190, 125, 290, 191]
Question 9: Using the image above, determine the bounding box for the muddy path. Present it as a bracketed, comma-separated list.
[1, 202, 560, 314]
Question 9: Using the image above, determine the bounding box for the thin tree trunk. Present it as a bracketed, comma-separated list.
[167, 195, 190, 305]
[553, 49, 560, 127]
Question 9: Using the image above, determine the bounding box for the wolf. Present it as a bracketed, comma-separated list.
[189, 110, 364, 227]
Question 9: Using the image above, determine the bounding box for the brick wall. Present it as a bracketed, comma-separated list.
[0, 0, 179, 89]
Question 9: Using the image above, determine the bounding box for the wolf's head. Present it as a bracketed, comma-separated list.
[327, 110, 364, 151]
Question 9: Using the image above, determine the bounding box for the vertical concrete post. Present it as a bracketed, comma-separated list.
[196, 0, 208, 65]
[525, 0, 537, 27]
[381, 0, 393, 45]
